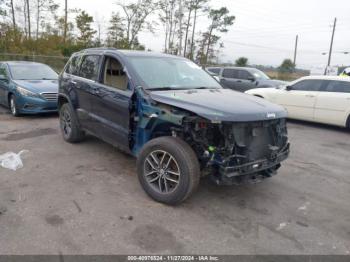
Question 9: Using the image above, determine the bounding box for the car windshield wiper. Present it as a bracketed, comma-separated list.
[191, 86, 220, 90]
[147, 87, 189, 91]
[147, 86, 221, 91]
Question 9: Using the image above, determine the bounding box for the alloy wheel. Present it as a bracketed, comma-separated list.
[143, 150, 181, 194]
[60, 109, 72, 137]
[10, 97, 16, 116]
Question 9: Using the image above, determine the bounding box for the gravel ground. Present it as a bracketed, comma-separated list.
[0, 105, 349, 255]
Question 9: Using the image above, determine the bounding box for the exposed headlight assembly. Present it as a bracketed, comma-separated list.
[16, 86, 40, 98]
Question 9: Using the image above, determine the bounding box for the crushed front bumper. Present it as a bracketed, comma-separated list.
[213, 143, 290, 186]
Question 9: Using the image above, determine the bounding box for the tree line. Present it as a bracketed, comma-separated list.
[0, 0, 235, 64]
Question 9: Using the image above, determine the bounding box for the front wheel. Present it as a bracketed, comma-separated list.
[9, 95, 20, 117]
[59, 103, 85, 143]
[137, 137, 200, 205]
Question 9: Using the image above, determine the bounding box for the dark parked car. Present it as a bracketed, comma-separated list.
[207, 66, 287, 92]
[58, 48, 290, 205]
[0, 61, 59, 116]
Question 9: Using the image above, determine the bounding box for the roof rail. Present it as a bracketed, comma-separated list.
[84, 47, 118, 51]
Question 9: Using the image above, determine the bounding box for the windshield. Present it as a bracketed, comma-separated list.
[10, 64, 58, 80]
[249, 69, 270, 80]
[129, 57, 222, 90]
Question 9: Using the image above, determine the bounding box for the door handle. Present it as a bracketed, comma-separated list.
[305, 95, 315, 98]
[237, 80, 242, 83]
[91, 87, 100, 95]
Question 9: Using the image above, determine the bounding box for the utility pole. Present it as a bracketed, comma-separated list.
[293, 35, 298, 66]
[325, 17, 337, 75]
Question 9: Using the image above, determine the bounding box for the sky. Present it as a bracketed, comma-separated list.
[59, 0, 350, 69]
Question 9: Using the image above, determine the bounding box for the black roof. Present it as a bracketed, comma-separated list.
[77, 48, 185, 59]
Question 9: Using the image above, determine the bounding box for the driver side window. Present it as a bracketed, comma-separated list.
[102, 56, 128, 91]
[291, 80, 323, 91]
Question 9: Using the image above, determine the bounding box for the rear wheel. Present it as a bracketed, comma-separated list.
[9, 95, 20, 117]
[137, 137, 200, 205]
[59, 103, 85, 143]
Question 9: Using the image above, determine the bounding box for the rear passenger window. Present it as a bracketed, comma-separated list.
[65, 55, 81, 75]
[79, 55, 101, 81]
[222, 69, 238, 79]
[291, 80, 323, 91]
[324, 81, 350, 93]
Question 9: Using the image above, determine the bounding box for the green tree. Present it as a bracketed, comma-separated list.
[75, 10, 96, 47]
[235, 57, 248, 67]
[199, 7, 235, 65]
[279, 59, 295, 73]
[106, 12, 125, 48]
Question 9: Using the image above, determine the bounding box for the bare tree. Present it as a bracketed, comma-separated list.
[159, 0, 184, 54]
[189, 0, 208, 60]
[36, 0, 59, 39]
[116, 0, 158, 49]
[25, 0, 31, 39]
[9, 0, 16, 30]
[183, 0, 194, 57]
[63, 0, 67, 43]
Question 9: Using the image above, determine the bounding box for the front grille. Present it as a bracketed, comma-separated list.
[41, 93, 58, 102]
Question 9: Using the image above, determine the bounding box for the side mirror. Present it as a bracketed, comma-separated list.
[0, 74, 8, 83]
[286, 85, 292, 91]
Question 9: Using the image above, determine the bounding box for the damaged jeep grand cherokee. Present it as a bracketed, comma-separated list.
[58, 48, 290, 205]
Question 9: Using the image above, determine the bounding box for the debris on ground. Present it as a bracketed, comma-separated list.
[298, 202, 311, 212]
[120, 215, 134, 221]
[276, 222, 288, 231]
[0, 150, 28, 171]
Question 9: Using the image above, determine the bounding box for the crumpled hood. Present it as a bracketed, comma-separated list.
[13, 80, 58, 93]
[150, 89, 287, 122]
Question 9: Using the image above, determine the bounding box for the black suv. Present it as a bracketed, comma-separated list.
[58, 48, 290, 205]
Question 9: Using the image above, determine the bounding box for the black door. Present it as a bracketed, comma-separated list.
[72, 54, 102, 129]
[236, 70, 256, 92]
[220, 68, 242, 91]
[89, 55, 132, 152]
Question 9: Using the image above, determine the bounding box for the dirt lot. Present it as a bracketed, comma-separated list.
[0, 105, 349, 255]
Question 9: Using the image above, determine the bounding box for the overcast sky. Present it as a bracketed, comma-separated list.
[61, 0, 350, 69]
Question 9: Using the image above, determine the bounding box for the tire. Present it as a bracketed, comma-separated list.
[9, 95, 20, 117]
[137, 136, 200, 205]
[59, 103, 85, 143]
